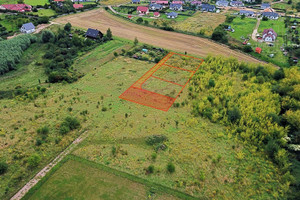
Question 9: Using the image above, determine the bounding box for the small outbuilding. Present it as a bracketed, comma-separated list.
[166, 12, 178, 19]
[20, 22, 35, 34]
[153, 12, 160, 17]
[255, 47, 262, 54]
[85, 28, 103, 39]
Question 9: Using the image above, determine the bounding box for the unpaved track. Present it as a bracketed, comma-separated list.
[54, 8, 265, 64]
[10, 131, 89, 200]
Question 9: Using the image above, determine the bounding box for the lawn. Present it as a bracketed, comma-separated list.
[24, 157, 180, 200]
[228, 17, 257, 40]
[32, 9, 57, 17]
[24, 0, 48, 6]
[100, 0, 131, 5]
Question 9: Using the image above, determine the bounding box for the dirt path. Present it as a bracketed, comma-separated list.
[7, 22, 57, 40]
[10, 131, 89, 200]
[54, 8, 267, 65]
[251, 18, 261, 42]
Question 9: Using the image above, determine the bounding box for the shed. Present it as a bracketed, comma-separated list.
[255, 47, 262, 54]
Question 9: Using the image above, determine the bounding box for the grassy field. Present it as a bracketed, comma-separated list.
[24, 0, 48, 6]
[32, 9, 57, 17]
[172, 12, 226, 36]
[0, 37, 129, 199]
[24, 157, 180, 200]
[100, 0, 131, 5]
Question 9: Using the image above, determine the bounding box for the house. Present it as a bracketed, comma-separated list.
[200, 4, 216, 12]
[255, 47, 262, 54]
[20, 22, 35, 34]
[172, 1, 184, 4]
[170, 3, 183, 11]
[166, 12, 178, 19]
[239, 10, 254, 17]
[149, 3, 163, 11]
[216, 0, 229, 7]
[73, 4, 83, 9]
[261, 3, 270, 10]
[262, 28, 277, 42]
[154, 12, 160, 17]
[132, 0, 140, 3]
[0, 4, 32, 12]
[262, 12, 279, 20]
[191, 1, 202, 6]
[230, 1, 244, 7]
[85, 28, 103, 39]
[243, 0, 255, 2]
[137, 6, 149, 15]
[151, 1, 169, 8]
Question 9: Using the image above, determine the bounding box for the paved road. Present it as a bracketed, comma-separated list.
[54, 8, 267, 65]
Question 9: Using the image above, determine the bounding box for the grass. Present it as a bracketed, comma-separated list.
[24, 0, 48, 6]
[32, 9, 57, 17]
[0, 14, 20, 32]
[0, 35, 285, 199]
[23, 155, 184, 200]
[100, 0, 131, 5]
[0, 38, 128, 200]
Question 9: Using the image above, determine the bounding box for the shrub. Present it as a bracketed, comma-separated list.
[64, 22, 72, 32]
[167, 162, 175, 173]
[146, 135, 168, 145]
[27, 154, 41, 168]
[59, 125, 70, 134]
[208, 79, 215, 88]
[199, 170, 205, 181]
[243, 45, 253, 53]
[136, 17, 143, 24]
[273, 69, 285, 80]
[147, 165, 154, 174]
[37, 125, 49, 135]
[227, 107, 241, 123]
[0, 162, 8, 175]
[63, 116, 80, 130]
[112, 146, 117, 157]
[151, 152, 157, 161]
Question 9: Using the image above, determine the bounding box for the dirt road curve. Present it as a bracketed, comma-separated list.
[54, 9, 265, 64]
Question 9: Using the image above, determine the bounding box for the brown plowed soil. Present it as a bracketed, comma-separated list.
[54, 8, 265, 64]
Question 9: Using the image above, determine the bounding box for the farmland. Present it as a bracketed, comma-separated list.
[54, 8, 264, 64]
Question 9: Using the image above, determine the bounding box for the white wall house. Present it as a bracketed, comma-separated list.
[20, 22, 35, 34]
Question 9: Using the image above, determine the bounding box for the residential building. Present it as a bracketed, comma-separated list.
[200, 4, 216, 12]
[262, 28, 277, 42]
[261, 3, 270, 10]
[216, 0, 229, 7]
[230, 1, 244, 7]
[132, 0, 140, 3]
[166, 12, 178, 18]
[262, 12, 279, 20]
[73, 4, 83, 9]
[170, 3, 183, 11]
[20, 22, 35, 34]
[149, 3, 163, 11]
[85, 28, 103, 39]
[239, 10, 254, 17]
[0, 4, 32, 12]
[137, 6, 149, 14]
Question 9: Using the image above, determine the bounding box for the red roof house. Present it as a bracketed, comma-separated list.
[73, 4, 83, 9]
[154, 12, 160, 17]
[54, 0, 65, 1]
[172, 1, 184, 4]
[262, 28, 277, 42]
[137, 6, 149, 15]
[0, 4, 32, 12]
[255, 47, 262, 54]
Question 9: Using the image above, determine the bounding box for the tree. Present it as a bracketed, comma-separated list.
[212, 26, 228, 43]
[241, 14, 245, 19]
[17, 0, 24, 4]
[273, 70, 285, 80]
[225, 16, 235, 23]
[134, 37, 138, 46]
[64, 22, 72, 32]
[287, 0, 292, 5]
[243, 45, 253, 53]
[0, 162, 8, 175]
[27, 154, 41, 168]
[296, 2, 300, 12]
[106, 28, 112, 40]
[208, 79, 215, 88]
[41, 30, 55, 43]
[136, 17, 143, 24]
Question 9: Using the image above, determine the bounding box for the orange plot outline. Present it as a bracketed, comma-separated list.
[119, 52, 204, 111]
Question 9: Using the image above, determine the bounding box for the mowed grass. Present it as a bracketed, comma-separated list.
[33, 9, 57, 17]
[100, 0, 131, 5]
[24, 0, 48, 6]
[228, 17, 257, 40]
[172, 12, 226, 36]
[25, 158, 179, 200]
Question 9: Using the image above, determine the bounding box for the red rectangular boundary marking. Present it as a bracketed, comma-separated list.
[151, 75, 184, 87]
[119, 52, 204, 111]
[163, 64, 195, 73]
